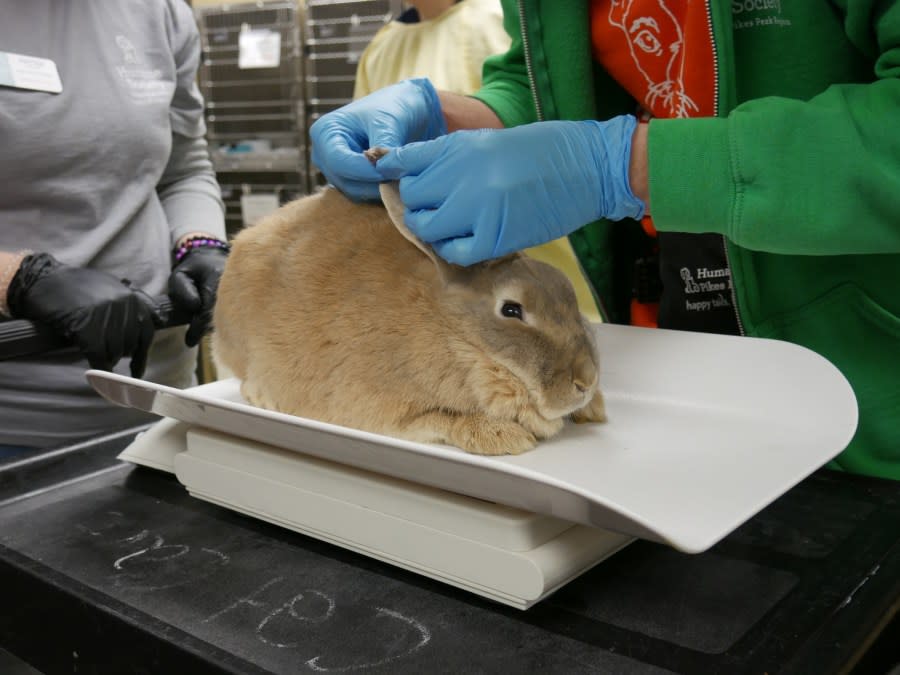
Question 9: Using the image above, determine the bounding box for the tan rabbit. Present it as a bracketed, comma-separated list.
[212, 182, 606, 455]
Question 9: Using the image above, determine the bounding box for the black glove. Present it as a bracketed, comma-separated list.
[167, 245, 229, 347]
[7, 253, 161, 378]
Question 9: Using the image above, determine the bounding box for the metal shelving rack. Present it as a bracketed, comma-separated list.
[194, 0, 402, 225]
[195, 0, 308, 236]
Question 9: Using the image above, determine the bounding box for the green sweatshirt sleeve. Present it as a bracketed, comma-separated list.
[469, 0, 537, 128]
[649, 0, 900, 256]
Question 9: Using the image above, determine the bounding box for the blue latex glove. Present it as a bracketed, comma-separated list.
[309, 78, 447, 202]
[374, 116, 646, 265]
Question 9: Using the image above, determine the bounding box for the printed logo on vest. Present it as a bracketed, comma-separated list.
[680, 266, 733, 314]
[608, 0, 699, 117]
[732, 0, 792, 30]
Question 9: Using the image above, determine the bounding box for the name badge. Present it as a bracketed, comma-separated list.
[0, 51, 62, 94]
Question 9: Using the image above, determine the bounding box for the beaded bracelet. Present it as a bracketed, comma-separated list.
[173, 235, 230, 264]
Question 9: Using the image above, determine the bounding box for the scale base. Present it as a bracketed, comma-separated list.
[120, 419, 633, 609]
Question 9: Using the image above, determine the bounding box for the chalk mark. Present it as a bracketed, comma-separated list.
[305, 607, 430, 672]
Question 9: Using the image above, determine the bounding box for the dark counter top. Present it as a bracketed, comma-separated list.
[1, 428, 898, 675]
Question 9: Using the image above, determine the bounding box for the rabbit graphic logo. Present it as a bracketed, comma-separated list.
[115, 35, 140, 65]
[608, 0, 699, 117]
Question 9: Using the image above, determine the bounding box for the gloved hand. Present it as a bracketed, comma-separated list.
[168, 246, 228, 347]
[309, 78, 447, 202]
[7, 253, 161, 377]
[374, 116, 646, 266]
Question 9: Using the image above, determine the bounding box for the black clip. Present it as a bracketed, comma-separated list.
[633, 255, 662, 304]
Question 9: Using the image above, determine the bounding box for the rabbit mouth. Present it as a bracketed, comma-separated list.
[540, 389, 595, 420]
[578, 387, 596, 408]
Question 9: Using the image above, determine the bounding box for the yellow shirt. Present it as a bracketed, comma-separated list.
[353, 0, 510, 98]
[355, 0, 602, 322]
[522, 239, 603, 323]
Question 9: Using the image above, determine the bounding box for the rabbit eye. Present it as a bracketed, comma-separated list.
[501, 301, 524, 320]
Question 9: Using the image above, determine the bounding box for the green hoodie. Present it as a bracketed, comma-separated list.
[473, 0, 900, 480]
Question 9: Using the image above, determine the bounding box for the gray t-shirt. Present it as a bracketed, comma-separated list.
[0, 0, 226, 447]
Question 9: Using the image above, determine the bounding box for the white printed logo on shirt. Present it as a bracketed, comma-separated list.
[114, 34, 171, 104]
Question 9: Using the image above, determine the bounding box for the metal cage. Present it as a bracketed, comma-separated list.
[303, 0, 401, 189]
[195, 0, 308, 235]
[194, 0, 402, 224]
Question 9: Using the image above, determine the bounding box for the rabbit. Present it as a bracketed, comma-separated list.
[211, 181, 606, 455]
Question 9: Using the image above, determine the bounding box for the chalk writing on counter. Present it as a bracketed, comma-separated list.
[75, 510, 232, 591]
[257, 589, 336, 646]
[111, 530, 230, 591]
[75, 509, 433, 670]
[304, 608, 431, 673]
[204, 576, 432, 671]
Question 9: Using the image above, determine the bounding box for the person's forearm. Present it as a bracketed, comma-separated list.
[629, 121, 650, 212]
[0, 249, 32, 317]
[437, 91, 504, 132]
[438, 91, 651, 215]
[158, 134, 226, 247]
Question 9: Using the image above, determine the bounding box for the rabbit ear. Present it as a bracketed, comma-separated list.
[379, 181, 453, 279]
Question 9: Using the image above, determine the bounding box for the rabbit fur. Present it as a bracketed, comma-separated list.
[212, 183, 606, 455]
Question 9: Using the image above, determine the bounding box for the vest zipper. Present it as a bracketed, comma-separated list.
[517, 0, 612, 322]
[722, 239, 746, 336]
[703, 0, 720, 117]
[517, 0, 544, 122]
[704, 0, 744, 335]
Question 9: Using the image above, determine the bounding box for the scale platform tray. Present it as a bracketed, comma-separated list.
[89, 323, 858, 608]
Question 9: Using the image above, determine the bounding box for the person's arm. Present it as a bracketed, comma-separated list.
[375, 116, 644, 266]
[434, 90, 656, 206]
[309, 0, 522, 202]
[157, 0, 225, 247]
[0, 250, 31, 318]
[649, 0, 900, 255]
[469, 0, 539, 130]
[158, 0, 228, 347]
[437, 91, 504, 131]
[157, 133, 226, 246]
[629, 122, 650, 209]
[1, 250, 160, 377]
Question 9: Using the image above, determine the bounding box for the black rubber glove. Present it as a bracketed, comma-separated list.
[167, 246, 228, 347]
[7, 253, 161, 377]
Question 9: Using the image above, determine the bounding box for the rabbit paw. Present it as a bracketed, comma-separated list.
[403, 410, 536, 455]
[453, 415, 537, 455]
[516, 407, 565, 440]
[571, 389, 607, 424]
[241, 377, 281, 411]
[472, 366, 564, 440]
[239, 379, 261, 406]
